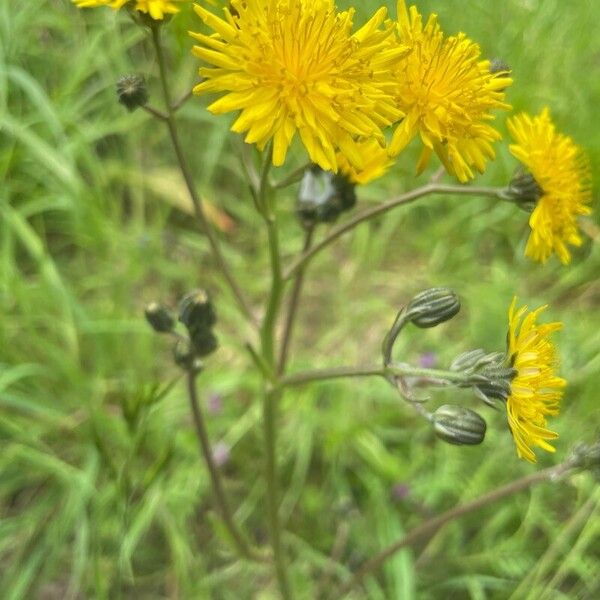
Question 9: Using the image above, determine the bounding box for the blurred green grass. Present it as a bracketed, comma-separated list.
[1, 0, 599, 598]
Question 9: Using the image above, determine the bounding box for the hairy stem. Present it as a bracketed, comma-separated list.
[150, 25, 255, 325]
[186, 370, 265, 562]
[277, 226, 315, 375]
[280, 364, 472, 388]
[335, 460, 575, 598]
[284, 183, 506, 279]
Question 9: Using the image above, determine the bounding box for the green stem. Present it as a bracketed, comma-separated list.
[280, 364, 471, 388]
[150, 25, 255, 325]
[335, 459, 576, 598]
[283, 183, 506, 279]
[186, 370, 266, 562]
[277, 226, 315, 375]
[258, 143, 293, 599]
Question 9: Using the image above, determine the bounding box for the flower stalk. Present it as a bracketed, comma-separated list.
[284, 183, 508, 279]
[257, 143, 293, 598]
[335, 457, 578, 598]
[186, 370, 265, 562]
[149, 24, 255, 325]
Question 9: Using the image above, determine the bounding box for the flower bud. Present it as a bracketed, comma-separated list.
[173, 338, 194, 370]
[178, 290, 217, 331]
[406, 287, 460, 328]
[116, 74, 149, 112]
[297, 165, 356, 228]
[144, 302, 175, 333]
[189, 327, 218, 358]
[432, 405, 487, 445]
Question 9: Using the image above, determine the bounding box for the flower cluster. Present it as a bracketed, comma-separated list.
[189, 0, 511, 179]
[191, 1, 406, 172]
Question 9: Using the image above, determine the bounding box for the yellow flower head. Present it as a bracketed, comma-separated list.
[190, 0, 407, 171]
[389, 1, 511, 182]
[505, 298, 565, 463]
[336, 140, 395, 185]
[73, 0, 181, 20]
[507, 108, 592, 264]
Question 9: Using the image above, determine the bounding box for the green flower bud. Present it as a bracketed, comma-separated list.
[144, 302, 175, 333]
[406, 287, 460, 329]
[297, 165, 356, 228]
[116, 74, 149, 112]
[451, 350, 516, 406]
[432, 405, 487, 446]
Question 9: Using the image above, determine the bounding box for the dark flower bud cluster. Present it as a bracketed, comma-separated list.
[178, 290, 218, 358]
[144, 289, 218, 371]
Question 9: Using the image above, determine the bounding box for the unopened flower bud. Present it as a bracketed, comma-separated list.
[189, 327, 218, 357]
[178, 289, 217, 331]
[144, 302, 175, 333]
[432, 405, 487, 446]
[297, 165, 356, 227]
[116, 74, 148, 112]
[173, 338, 194, 370]
[406, 287, 460, 328]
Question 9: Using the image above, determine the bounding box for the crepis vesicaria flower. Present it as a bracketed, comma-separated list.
[507, 108, 592, 265]
[389, 1, 512, 182]
[73, 0, 182, 20]
[190, 0, 407, 172]
[336, 140, 395, 185]
[505, 298, 565, 463]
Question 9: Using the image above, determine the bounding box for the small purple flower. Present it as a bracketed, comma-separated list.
[206, 392, 223, 415]
[419, 352, 437, 369]
[212, 441, 230, 468]
[391, 483, 411, 502]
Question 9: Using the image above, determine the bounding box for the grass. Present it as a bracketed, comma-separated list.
[1, 0, 600, 598]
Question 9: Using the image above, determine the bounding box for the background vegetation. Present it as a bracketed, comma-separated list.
[1, 0, 599, 598]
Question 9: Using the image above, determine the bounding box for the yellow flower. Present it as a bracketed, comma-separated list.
[73, 0, 181, 20]
[507, 108, 592, 264]
[190, 1, 407, 171]
[389, 1, 511, 182]
[336, 140, 395, 185]
[505, 298, 565, 463]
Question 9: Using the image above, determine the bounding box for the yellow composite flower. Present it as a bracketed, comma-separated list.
[336, 140, 395, 185]
[190, 0, 407, 171]
[389, 1, 511, 182]
[505, 297, 565, 463]
[507, 108, 592, 264]
[73, 0, 181, 20]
